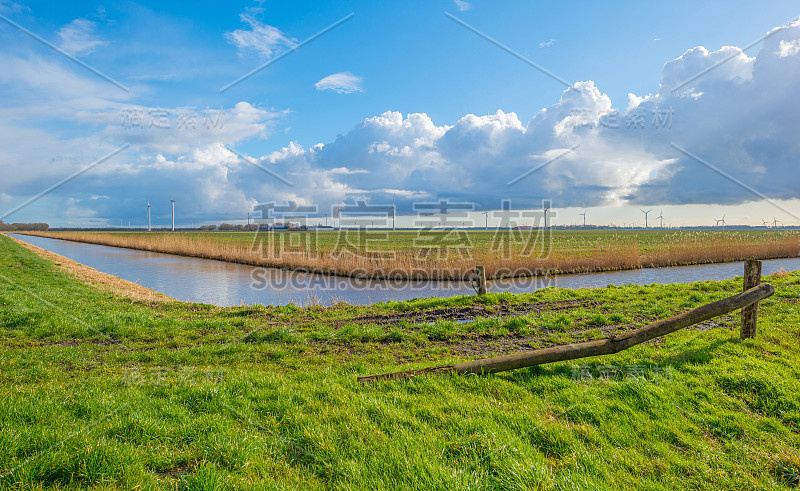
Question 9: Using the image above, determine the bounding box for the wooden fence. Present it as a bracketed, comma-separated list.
[359, 260, 772, 383]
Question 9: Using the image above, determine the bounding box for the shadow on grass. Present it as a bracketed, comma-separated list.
[660, 337, 740, 369]
[479, 336, 741, 385]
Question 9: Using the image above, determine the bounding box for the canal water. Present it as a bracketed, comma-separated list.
[10, 234, 800, 307]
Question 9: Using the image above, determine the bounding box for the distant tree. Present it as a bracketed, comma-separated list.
[0, 221, 49, 231]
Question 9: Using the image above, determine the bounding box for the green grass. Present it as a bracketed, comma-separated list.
[1, 234, 800, 489]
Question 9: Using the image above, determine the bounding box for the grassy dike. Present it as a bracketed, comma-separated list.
[1, 234, 799, 489]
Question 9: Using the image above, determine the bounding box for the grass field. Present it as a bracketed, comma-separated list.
[19, 229, 800, 281]
[2, 233, 800, 489]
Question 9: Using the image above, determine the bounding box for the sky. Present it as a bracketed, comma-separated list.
[1, 0, 799, 228]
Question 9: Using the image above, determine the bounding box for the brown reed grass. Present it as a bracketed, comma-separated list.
[768, 268, 791, 278]
[640, 233, 800, 267]
[18, 230, 800, 281]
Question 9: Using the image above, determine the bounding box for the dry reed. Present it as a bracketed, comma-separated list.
[19, 230, 800, 282]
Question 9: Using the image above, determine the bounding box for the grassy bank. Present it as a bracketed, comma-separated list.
[19, 229, 800, 281]
[1, 234, 800, 489]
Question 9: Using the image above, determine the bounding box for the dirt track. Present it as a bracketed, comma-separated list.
[337, 298, 598, 326]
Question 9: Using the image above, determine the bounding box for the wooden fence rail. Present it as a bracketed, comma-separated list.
[359, 261, 772, 384]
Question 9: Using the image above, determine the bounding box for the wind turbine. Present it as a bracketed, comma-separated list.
[762, 218, 769, 228]
[479, 211, 489, 230]
[170, 199, 176, 232]
[640, 209, 653, 229]
[772, 217, 780, 228]
[714, 215, 725, 228]
[147, 202, 152, 231]
[543, 201, 551, 229]
[579, 209, 587, 227]
[656, 210, 664, 228]
[478, 211, 489, 230]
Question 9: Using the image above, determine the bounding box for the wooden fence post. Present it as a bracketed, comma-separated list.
[741, 259, 762, 339]
[474, 266, 487, 295]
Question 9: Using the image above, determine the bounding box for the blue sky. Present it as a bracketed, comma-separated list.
[1, 0, 800, 227]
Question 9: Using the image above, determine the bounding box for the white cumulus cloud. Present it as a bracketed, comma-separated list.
[778, 39, 800, 57]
